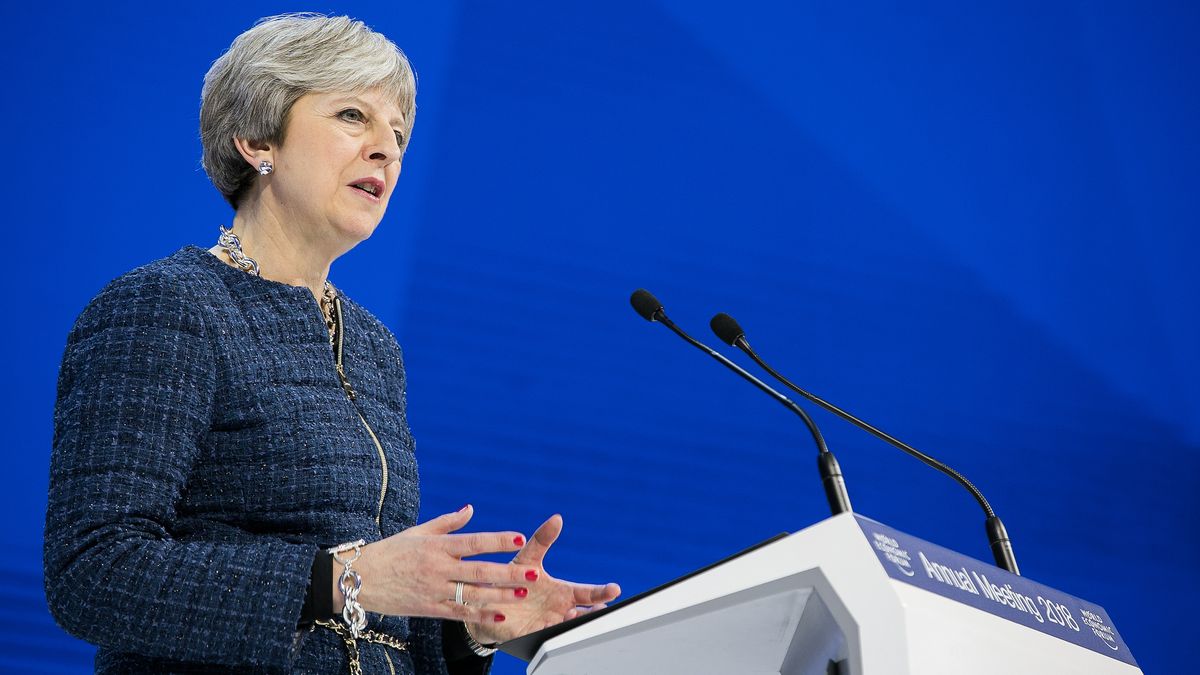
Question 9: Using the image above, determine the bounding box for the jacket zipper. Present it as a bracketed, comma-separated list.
[332, 295, 389, 529]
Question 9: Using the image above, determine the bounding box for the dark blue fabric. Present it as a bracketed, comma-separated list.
[45, 246, 462, 674]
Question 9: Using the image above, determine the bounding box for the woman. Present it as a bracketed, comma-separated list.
[44, 13, 619, 674]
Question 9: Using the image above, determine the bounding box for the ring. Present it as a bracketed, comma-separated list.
[454, 581, 466, 606]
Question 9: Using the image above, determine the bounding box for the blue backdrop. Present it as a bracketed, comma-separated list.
[5, 2, 1196, 673]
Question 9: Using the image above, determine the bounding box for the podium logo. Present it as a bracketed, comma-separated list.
[870, 532, 915, 576]
[1081, 609, 1120, 651]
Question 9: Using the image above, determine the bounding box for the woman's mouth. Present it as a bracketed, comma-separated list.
[348, 177, 385, 202]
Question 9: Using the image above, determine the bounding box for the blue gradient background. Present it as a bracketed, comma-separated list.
[5, 2, 1197, 673]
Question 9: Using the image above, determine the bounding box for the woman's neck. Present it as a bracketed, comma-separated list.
[210, 199, 334, 302]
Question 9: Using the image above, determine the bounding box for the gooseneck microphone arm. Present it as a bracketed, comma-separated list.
[630, 290, 852, 515]
[709, 312, 1020, 575]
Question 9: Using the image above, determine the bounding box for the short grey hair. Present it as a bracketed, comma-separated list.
[200, 13, 416, 208]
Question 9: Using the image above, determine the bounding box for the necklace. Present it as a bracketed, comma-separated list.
[216, 226, 338, 346]
[216, 226, 260, 277]
[319, 283, 338, 348]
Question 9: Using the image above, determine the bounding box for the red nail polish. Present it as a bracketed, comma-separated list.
[494, 613, 506, 622]
[525, 570, 539, 581]
[513, 535, 525, 546]
[514, 587, 528, 598]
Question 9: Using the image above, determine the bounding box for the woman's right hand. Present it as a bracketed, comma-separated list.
[341, 505, 541, 625]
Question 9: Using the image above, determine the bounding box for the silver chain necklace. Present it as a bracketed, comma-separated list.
[217, 226, 260, 276]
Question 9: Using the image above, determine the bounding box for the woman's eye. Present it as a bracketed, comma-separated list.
[394, 131, 405, 147]
[339, 109, 365, 123]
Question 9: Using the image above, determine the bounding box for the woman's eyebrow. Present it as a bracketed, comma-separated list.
[332, 94, 405, 127]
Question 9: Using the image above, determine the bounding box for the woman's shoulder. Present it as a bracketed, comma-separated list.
[97, 246, 226, 297]
[71, 247, 228, 339]
[59, 248, 225, 387]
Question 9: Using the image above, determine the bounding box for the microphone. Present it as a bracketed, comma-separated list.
[710, 312, 1020, 575]
[630, 289, 852, 515]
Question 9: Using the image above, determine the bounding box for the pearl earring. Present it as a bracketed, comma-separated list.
[258, 160, 274, 176]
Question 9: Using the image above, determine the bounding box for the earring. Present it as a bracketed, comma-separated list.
[258, 160, 274, 176]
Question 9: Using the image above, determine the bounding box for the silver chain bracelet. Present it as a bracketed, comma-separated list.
[328, 540, 368, 639]
[463, 621, 499, 657]
[453, 580, 498, 657]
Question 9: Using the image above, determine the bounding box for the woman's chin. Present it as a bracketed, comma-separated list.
[329, 214, 384, 248]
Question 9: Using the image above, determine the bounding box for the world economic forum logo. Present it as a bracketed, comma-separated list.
[869, 530, 915, 576]
[1080, 609, 1121, 651]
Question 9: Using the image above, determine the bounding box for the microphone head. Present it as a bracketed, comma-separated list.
[710, 312, 745, 346]
[630, 289, 664, 322]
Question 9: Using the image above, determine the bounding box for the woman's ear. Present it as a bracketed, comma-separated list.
[233, 136, 273, 171]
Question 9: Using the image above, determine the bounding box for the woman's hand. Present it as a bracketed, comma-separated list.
[465, 514, 622, 644]
[346, 505, 543, 626]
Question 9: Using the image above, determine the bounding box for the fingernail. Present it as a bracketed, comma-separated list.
[525, 570, 539, 581]
[514, 587, 528, 598]
[458, 504, 470, 512]
[513, 535, 525, 546]
[494, 613, 506, 622]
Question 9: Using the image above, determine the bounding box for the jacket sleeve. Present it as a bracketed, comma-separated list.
[406, 618, 491, 675]
[43, 272, 317, 670]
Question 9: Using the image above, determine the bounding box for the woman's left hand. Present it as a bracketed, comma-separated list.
[465, 514, 621, 644]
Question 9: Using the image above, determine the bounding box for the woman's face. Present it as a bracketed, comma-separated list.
[263, 87, 407, 250]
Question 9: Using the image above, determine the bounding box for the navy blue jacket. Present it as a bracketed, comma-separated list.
[46, 247, 475, 673]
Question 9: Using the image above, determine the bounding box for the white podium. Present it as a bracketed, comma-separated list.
[504, 513, 1140, 675]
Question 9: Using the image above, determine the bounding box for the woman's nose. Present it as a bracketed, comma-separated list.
[366, 127, 402, 165]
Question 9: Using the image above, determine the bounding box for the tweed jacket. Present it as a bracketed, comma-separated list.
[46, 246, 478, 674]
